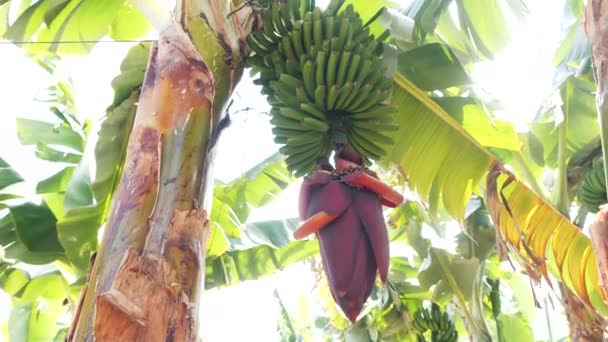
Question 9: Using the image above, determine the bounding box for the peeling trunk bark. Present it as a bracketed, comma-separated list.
[590, 206, 608, 298]
[68, 1, 251, 340]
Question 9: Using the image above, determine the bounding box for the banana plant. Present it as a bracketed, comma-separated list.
[3, 0, 608, 340]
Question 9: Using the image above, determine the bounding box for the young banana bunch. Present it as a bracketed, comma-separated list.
[247, 0, 397, 176]
[246, 0, 403, 324]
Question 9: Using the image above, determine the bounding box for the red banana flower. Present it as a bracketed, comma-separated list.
[294, 149, 404, 322]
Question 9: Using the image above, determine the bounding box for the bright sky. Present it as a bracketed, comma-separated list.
[0, 0, 573, 340]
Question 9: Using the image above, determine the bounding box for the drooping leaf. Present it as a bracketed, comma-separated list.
[391, 71, 603, 316]
[0, 157, 24, 191]
[486, 165, 608, 316]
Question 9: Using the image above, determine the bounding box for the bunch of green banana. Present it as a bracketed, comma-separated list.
[578, 159, 607, 213]
[411, 307, 458, 342]
[247, 0, 397, 175]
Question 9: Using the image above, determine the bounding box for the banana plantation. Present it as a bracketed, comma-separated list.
[2, 0, 608, 340]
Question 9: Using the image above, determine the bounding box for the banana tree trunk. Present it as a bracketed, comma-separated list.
[581, 1, 608, 340]
[68, 1, 251, 340]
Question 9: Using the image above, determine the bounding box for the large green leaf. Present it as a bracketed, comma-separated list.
[16, 118, 84, 153]
[398, 43, 470, 90]
[0, 202, 64, 264]
[210, 153, 294, 240]
[230, 218, 301, 250]
[93, 42, 148, 204]
[205, 240, 319, 289]
[457, 0, 511, 59]
[389, 73, 499, 217]
[9, 202, 63, 255]
[108, 3, 151, 40]
[36, 167, 75, 194]
[56, 205, 102, 272]
[8, 300, 65, 342]
[435, 97, 520, 151]
[4, 0, 127, 54]
[0, 157, 24, 191]
[3, 0, 47, 42]
[497, 314, 534, 342]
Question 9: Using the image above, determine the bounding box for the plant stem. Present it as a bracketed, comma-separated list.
[599, 91, 608, 195]
[544, 296, 554, 342]
[552, 115, 570, 217]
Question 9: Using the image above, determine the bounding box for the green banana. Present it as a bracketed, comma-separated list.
[326, 50, 339, 86]
[345, 54, 361, 82]
[303, 12, 313, 54]
[312, 8, 323, 51]
[279, 107, 308, 121]
[302, 60, 315, 98]
[327, 85, 340, 109]
[350, 105, 396, 119]
[302, 117, 329, 132]
[336, 15, 350, 51]
[272, 126, 306, 138]
[286, 131, 323, 145]
[279, 73, 304, 89]
[295, 86, 310, 104]
[270, 115, 308, 131]
[314, 85, 326, 109]
[334, 82, 353, 109]
[352, 90, 387, 112]
[315, 51, 327, 86]
[290, 23, 304, 57]
[281, 36, 296, 61]
[300, 103, 326, 120]
[336, 51, 351, 87]
[351, 126, 393, 146]
[272, 3, 287, 35]
[280, 1, 293, 30]
[285, 59, 300, 76]
[350, 129, 386, 157]
[324, 15, 335, 41]
[347, 131, 381, 160]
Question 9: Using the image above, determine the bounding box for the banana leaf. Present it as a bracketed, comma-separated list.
[390, 71, 608, 316]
